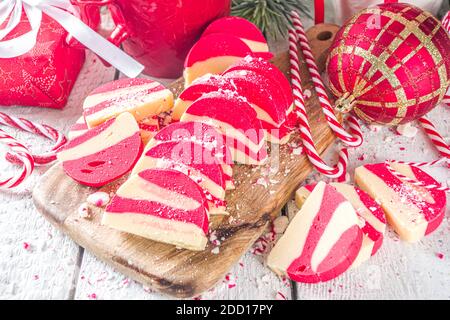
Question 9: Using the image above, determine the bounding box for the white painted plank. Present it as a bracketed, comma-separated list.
[0, 51, 116, 299]
[290, 105, 450, 300]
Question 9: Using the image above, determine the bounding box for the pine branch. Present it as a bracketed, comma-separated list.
[231, 0, 311, 40]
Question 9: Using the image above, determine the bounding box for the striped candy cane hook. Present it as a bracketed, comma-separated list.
[0, 112, 67, 165]
[291, 11, 363, 148]
[289, 26, 348, 179]
[0, 128, 35, 189]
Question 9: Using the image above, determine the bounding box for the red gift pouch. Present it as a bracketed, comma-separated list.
[0, 13, 85, 109]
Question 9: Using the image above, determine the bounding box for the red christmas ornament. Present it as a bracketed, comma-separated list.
[327, 3, 450, 125]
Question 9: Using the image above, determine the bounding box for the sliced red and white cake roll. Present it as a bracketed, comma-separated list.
[296, 183, 386, 268]
[138, 116, 159, 145]
[180, 91, 267, 165]
[172, 74, 226, 120]
[267, 182, 363, 283]
[68, 116, 88, 140]
[355, 162, 447, 243]
[102, 168, 209, 251]
[148, 121, 234, 189]
[201, 17, 273, 60]
[83, 78, 174, 128]
[183, 33, 253, 86]
[132, 140, 227, 215]
[57, 112, 143, 187]
[222, 69, 289, 128]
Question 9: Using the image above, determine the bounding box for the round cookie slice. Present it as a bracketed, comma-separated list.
[102, 168, 209, 251]
[183, 33, 253, 86]
[224, 56, 293, 111]
[222, 69, 289, 127]
[83, 78, 173, 128]
[355, 162, 447, 243]
[172, 74, 226, 120]
[201, 16, 273, 60]
[132, 140, 227, 215]
[180, 90, 267, 165]
[148, 121, 234, 189]
[296, 183, 386, 268]
[57, 112, 143, 187]
[267, 182, 363, 283]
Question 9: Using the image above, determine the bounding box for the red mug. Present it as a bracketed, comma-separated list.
[72, 0, 231, 78]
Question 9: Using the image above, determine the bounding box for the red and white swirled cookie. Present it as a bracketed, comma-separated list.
[68, 116, 88, 140]
[180, 90, 267, 165]
[296, 183, 386, 268]
[268, 182, 363, 283]
[132, 140, 227, 215]
[172, 74, 225, 120]
[83, 78, 173, 128]
[102, 168, 209, 251]
[183, 33, 253, 86]
[201, 17, 273, 60]
[355, 162, 447, 243]
[57, 112, 143, 187]
[148, 121, 234, 189]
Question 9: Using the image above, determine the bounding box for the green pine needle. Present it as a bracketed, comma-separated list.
[231, 0, 311, 40]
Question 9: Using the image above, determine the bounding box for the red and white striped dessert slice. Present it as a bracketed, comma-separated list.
[355, 162, 447, 243]
[180, 91, 267, 165]
[172, 74, 226, 120]
[138, 115, 159, 145]
[57, 112, 143, 187]
[224, 56, 293, 112]
[147, 121, 234, 189]
[201, 17, 273, 60]
[68, 116, 88, 140]
[296, 183, 386, 268]
[222, 69, 289, 128]
[102, 168, 209, 251]
[132, 140, 227, 215]
[183, 33, 253, 86]
[262, 111, 297, 144]
[83, 78, 174, 128]
[267, 182, 363, 283]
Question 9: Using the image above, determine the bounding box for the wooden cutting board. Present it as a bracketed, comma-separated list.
[33, 24, 341, 298]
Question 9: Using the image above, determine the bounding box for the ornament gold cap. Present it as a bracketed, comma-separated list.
[335, 92, 356, 113]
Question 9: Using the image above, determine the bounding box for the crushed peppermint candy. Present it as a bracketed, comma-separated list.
[87, 293, 97, 299]
[436, 253, 444, 260]
[23, 242, 31, 250]
[211, 247, 220, 254]
[86, 191, 110, 207]
[255, 177, 268, 188]
[78, 203, 91, 219]
[224, 273, 236, 289]
[396, 123, 418, 138]
[291, 146, 304, 155]
[273, 216, 289, 234]
[275, 291, 287, 300]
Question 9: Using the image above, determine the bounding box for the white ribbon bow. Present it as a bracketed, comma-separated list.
[0, 0, 144, 78]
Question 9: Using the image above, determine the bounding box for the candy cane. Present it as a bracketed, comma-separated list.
[0, 112, 67, 165]
[291, 11, 363, 148]
[385, 160, 449, 192]
[418, 117, 450, 160]
[289, 27, 348, 178]
[441, 12, 450, 107]
[0, 128, 35, 189]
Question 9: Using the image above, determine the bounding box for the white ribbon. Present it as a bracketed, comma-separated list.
[0, 0, 144, 78]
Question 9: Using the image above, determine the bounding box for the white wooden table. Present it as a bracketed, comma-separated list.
[0, 13, 449, 300]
